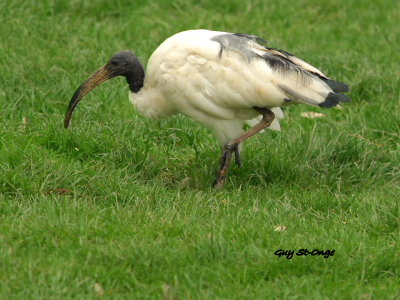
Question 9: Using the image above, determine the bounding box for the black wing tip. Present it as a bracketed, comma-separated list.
[233, 33, 268, 45]
[319, 92, 351, 108]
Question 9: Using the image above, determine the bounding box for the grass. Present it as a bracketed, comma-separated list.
[0, 0, 399, 298]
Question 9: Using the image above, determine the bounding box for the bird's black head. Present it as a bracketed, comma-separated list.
[105, 50, 145, 92]
[64, 50, 145, 128]
[106, 50, 141, 77]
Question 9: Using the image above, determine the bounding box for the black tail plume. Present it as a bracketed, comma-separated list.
[322, 79, 350, 93]
[319, 92, 351, 108]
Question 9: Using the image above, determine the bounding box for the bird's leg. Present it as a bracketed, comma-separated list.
[213, 107, 275, 189]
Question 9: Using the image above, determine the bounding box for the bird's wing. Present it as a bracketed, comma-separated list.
[211, 32, 350, 108]
[260, 47, 350, 94]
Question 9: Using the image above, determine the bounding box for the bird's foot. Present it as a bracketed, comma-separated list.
[213, 108, 275, 189]
[213, 143, 236, 189]
[214, 176, 227, 190]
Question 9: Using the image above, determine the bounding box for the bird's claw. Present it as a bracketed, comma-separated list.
[213, 176, 226, 189]
[214, 143, 241, 189]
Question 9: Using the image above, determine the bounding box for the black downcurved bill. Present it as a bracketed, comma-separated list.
[64, 66, 112, 129]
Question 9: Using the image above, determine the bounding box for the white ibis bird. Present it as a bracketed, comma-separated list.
[64, 29, 350, 188]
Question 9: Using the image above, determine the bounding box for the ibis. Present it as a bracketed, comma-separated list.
[64, 29, 350, 188]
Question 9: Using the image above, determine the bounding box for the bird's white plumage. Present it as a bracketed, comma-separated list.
[130, 29, 337, 145]
[65, 29, 350, 189]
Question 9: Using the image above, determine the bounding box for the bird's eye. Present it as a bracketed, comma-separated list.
[111, 60, 118, 66]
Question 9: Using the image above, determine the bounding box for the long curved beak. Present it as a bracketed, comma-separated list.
[64, 66, 112, 129]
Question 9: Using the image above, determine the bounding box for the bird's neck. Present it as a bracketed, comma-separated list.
[125, 61, 145, 93]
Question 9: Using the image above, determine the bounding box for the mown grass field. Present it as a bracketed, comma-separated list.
[1, 0, 399, 299]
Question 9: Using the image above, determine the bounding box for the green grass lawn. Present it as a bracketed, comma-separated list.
[1, 0, 399, 298]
